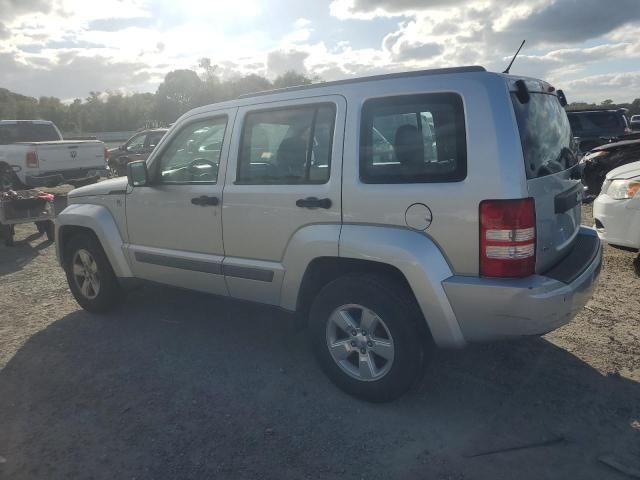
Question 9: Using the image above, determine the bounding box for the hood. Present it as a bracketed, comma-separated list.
[68, 177, 128, 198]
[606, 160, 640, 180]
[593, 137, 640, 151]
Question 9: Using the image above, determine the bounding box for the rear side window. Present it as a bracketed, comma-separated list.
[0, 123, 60, 144]
[360, 93, 467, 184]
[237, 104, 336, 185]
[512, 93, 578, 179]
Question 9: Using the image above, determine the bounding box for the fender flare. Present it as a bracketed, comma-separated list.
[338, 224, 464, 347]
[55, 203, 133, 278]
[279, 224, 342, 311]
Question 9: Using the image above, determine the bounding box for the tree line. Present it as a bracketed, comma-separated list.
[1, 60, 639, 134]
[0, 59, 315, 134]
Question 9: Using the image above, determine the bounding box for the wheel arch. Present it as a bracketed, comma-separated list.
[284, 224, 466, 348]
[56, 203, 133, 278]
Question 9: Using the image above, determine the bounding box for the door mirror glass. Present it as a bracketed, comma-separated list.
[127, 160, 149, 187]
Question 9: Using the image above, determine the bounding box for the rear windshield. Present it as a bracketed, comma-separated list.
[511, 93, 578, 179]
[0, 123, 60, 144]
[567, 111, 624, 135]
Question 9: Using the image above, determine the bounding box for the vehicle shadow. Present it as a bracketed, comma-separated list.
[634, 254, 640, 277]
[0, 285, 638, 480]
[0, 230, 52, 277]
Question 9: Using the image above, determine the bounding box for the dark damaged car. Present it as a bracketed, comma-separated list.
[582, 137, 640, 196]
[107, 129, 167, 176]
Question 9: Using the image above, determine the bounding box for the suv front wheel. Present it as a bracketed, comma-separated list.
[64, 233, 121, 313]
[308, 273, 429, 402]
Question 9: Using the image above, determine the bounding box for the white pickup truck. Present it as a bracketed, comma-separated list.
[0, 120, 108, 190]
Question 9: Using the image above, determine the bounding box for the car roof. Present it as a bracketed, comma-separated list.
[180, 66, 491, 120]
[567, 110, 624, 115]
[238, 66, 487, 100]
[0, 120, 55, 125]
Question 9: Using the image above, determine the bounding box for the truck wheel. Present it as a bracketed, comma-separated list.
[64, 233, 121, 313]
[308, 274, 429, 402]
[43, 221, 55, 241]
[0, 166, 26, 191]
[2, 224, 14, 246]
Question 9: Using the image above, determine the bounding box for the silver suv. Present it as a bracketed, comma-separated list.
[56, 67, 603, 402]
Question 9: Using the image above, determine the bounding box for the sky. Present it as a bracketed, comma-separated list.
[1, 0, 640, 102]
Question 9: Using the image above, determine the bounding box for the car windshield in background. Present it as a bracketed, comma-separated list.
[511, 93, 578, 180]
[0, 123, 60, 144]
[567, 111, 624, 135]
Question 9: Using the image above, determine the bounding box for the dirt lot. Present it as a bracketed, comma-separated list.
[0, 203, 638, 479]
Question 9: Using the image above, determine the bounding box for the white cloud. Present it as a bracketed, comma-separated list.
[562, 71, 640, 103]
[0, 0, 639, 104]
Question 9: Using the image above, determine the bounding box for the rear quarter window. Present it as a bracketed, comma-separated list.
[359, 93, 467, 184]
[0, 123, 60, 144]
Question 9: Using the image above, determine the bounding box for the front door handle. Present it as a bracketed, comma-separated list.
[296, 197, 332, 209]
[191, 195, 219, 206]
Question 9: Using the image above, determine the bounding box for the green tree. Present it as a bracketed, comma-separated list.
[155, 69, 204, 123]
[273, 70, 314, 89]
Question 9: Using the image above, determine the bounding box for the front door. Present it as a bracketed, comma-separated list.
[222, 96, 345, 305]
[125, 109, 235, 295]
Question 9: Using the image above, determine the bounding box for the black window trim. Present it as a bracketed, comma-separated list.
[152, 114, 229, 186]
[359, 92, 468, 185]
[235, 102, 337, 186]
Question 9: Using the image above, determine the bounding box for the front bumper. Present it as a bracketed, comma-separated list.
[443, 227, 603, 343]
[26, 167, 109, 187]
[593, 193, 640, 250]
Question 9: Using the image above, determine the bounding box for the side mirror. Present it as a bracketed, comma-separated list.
[127, 160, 149, 187]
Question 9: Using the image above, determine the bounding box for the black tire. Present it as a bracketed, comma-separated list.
[308, 273, 430, 402]
[64, 233, 121, 313]
[0, 164, 26, 191]
[2, 224, 14, 247]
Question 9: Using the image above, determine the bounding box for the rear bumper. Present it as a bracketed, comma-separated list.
[26, 167, 108, 187]
[593, 194, 640, 250]
[443, 227, 603, 343]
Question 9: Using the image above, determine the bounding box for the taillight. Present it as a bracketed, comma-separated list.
[26, 151, 39, 168]
[104, 146, 109, 160]
[480, 198, 536, 278]
[624, 127, 632, 135]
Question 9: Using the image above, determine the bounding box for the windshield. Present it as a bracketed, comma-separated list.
[0, 123, 61, 144]
[511, 93, 578, 179]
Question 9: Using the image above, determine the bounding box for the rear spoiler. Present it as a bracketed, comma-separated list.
[508, 78, 567, 106]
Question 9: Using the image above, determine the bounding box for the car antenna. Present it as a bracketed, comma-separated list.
[503, 40, 526, 74]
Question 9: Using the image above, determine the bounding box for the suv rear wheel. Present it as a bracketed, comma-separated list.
[64, 233, 121, 313]
[308, 273, 429, 402]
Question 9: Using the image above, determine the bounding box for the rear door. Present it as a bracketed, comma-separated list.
[222, 96, 345, 305]
[510, 82, 582, 272]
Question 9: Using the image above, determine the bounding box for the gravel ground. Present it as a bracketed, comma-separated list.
[0, 202, 638, 479]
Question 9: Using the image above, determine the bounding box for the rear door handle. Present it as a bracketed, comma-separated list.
[191, 195, 219, 206]
[296, 197, 332, 209]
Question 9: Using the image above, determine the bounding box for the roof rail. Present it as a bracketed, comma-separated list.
[238, 66, 486, 99]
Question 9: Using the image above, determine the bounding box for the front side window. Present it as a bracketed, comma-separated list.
[146, 132, 165, 150]
[237, 104, 336, 185]
[157, 116, 227, 183]
[360, 93, 467, 184]
[126, 133, 146, 153]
